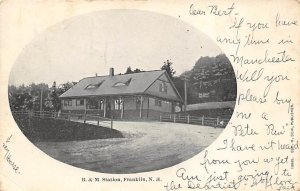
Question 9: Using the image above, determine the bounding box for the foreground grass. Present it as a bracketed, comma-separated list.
[13, 115, 124, 142]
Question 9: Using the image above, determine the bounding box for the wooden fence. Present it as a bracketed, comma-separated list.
[160, 113, 230, 128]
[12, 111, 229, 128]
[12, 111, 113, 129]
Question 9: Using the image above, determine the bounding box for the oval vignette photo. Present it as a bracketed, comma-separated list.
[8, 10, 237, 174]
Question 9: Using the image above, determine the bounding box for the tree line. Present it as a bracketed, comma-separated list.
[8, 54, 236, 112]
[9, 82, 76, 112]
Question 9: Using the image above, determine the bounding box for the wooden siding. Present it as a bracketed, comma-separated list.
[144, 73, 180, 101]
[148, 97, 172, 112]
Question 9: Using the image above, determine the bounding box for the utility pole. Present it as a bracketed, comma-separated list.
[180, 75, 189, 114]
[184, 78, 187, 113]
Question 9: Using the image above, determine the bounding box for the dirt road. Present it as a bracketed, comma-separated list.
[35, 121, 223, 173]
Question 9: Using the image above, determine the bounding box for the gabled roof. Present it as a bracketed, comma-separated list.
[59, 70, 182, 102]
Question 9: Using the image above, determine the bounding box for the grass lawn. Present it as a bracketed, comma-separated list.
[13, 115, 123, 142]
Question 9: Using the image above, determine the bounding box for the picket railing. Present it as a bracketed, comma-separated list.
[12, 111, 113, 129]
[160, 113, 230, 128]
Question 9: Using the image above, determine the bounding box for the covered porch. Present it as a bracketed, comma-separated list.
[61, 95, 181, 121]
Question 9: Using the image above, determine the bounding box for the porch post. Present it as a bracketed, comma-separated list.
[84, 98, 87, 123]
[147, 96, 149, 118]
[98, 98, 101, 113]
[140, 95, 144, 118]
[121, 97, 124, 119]
[103, 97, 107, 117]
[84, 98, 87, 114]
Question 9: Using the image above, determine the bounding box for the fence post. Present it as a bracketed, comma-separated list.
[169, 114, 172, 122]
[187, 115, 190, 124]
[202, 115, 204, 126]
[111, 116, 113, 129]
[84, 113, 86, 123]
[160, 115, 162, 122]
[216, 117, 220, 127]
[68, 114, 71, 121]
[174, 114, 176, 123]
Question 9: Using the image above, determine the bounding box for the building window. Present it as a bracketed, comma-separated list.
[85, 80, 105, 90]
[159, 82, 167, 93]
[114, 98, 123, 110]
[113, 78, 132, 87]
[155, 99, 162, 107]
[99, 100, 104, 110]
[64, 99, 72, 106]
[136, 97, 141, 109]
[86, 99, 98, 109]
[76, 99, 84, 106]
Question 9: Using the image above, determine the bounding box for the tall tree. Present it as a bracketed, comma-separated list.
[125, 66, 133, 74]
[45, 81, 61, 111]
[161, 60, 176, 79]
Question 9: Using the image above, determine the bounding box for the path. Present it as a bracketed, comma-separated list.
[35, 121, 223, 173]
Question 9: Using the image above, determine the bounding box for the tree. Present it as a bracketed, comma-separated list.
[45, 81, 61, 111]
[161, 60, 176, 79]
[125, 66, 133, 74]
[57, 82, 77, 95]
[177, 54, 236, 103]
[133, 68, 142, 73]
[30, 83, 50, 111]
[8, 83, 50, 111]
[9, 91, 33, 111]
[124, 66, 143, 74]
[8, 81, 77, 112]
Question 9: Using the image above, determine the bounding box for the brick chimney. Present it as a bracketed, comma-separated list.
[109, 68, 114, 77]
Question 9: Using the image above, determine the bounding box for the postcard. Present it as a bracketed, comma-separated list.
[0, 0, 299, 191]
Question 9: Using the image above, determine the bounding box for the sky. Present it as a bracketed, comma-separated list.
[9, 10, 222, 86]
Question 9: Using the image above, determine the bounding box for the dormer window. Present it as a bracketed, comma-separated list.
[113, 78, 132, 87]
[85, 80, 104, 89]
